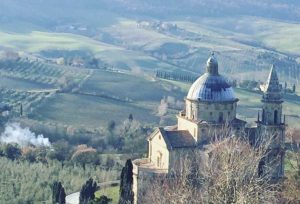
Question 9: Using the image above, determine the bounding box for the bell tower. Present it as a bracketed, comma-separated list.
[257, 65, 285, 179]
[261, 65, 283, 125]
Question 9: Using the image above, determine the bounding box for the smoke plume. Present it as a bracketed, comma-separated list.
[0, 123, 51, 147]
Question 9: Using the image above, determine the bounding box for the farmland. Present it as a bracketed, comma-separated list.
[0, 1, 299, 203]
[0, 0, 299, 149]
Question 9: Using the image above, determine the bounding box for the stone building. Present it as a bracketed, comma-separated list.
[132, 54, 286, 204]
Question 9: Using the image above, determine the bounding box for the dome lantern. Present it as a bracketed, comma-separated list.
[206, 52, 219, 75]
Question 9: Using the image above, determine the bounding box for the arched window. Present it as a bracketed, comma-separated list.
[274, 110, 278, 124]
[157, 152, 162, 168]
[218, 112, 223, 123]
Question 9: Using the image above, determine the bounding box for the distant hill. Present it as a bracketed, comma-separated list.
[0, 0, 299, 130]
[1, 0, 300, 25]
[101, 0, 300, 21]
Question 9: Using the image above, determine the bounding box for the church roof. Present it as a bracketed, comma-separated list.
[158, 128, 196, 149]
[265, 65, 280, 93]
[187, 54, 236, 102]
[262, 65, 282, 102]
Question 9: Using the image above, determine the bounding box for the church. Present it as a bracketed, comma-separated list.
[132, 54, 286, 204]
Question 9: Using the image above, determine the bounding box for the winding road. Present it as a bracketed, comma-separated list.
[66, 180, 120, 204]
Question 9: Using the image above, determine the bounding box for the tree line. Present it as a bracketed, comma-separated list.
[156, 70, 198, 83]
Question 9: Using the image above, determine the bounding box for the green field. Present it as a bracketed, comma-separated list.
[1, 15, 299, 79]
[0, 57, 298, 131]
[26, 68, 189, 128]
[96, 186, 119, 204]
[30, 93, 160, 128]
[0, 76, 54, 91]
[0, 31, 119, 53]
[0, 12, 299, 133]
[0, 59, 89, 87]
[183, 16, 300, 55]
[80, 70, 184, 102]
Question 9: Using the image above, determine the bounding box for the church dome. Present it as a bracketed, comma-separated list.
[187, 55, 236, 102]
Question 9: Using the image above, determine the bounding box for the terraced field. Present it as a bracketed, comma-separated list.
[0, 59, 89, 88]
[0, 58, 185, 128]
[0, 88, 51, 116]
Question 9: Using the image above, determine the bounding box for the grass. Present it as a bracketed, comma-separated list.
[80, 70, 184, 102]
[104, 20, 177, 49]
[95, 186, 120, 204]
[0, 59, 186, 129]
[0, 76, 54, 91]
[0, 31, 119, 53]
[188, 16, 300, 55]
[27, 68, 189, 128]
[0, 28, 179, 72]
[30, 93, 160, 128]
[255, 21, 300, 54]
[0, 59, 89, 87]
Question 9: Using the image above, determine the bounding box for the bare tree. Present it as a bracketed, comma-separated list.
[140, 133, 281, 204]
[283, 128, 300, 203]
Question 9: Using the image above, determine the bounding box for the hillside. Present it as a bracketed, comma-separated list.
[0, 1, 299, 131]
[0, 1, 299, 203]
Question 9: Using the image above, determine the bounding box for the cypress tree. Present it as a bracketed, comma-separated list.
[119, 159, 134, 204]
[20, 103, 23, 116]
[52, 181, 64, 204]
[128, 114, 133, 122]
[79, 178, 98, 204]
[58, 187, 66, 204]
[293, 84, 296, 93]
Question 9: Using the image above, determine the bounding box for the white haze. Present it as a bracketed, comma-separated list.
[0, 123, 51, 147]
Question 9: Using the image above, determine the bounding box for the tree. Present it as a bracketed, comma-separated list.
[128, 114, 133, 122]
[107, 120, 116, 133]
[3, 144, 21, 160]
[21, 147, 36, 162]
[140, 135, 281, 204]
[52, 181, 66, 204]
[292, 84, 296, 93]
[79, 178, 98, 204]
[20, 103, 23, 116]
[89, 58, 99, 69]
[283, 128, 300, 203]
[119, 159, 134, 204]
[71, 145, 100, 169]
[89, 196, 112, 204]
[58, 188, 66, 204]
[47, 140, 71, 163]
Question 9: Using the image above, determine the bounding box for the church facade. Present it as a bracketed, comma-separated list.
[132, 54, 286, 204]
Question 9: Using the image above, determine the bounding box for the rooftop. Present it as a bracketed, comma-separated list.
[159, 128, 196, 149]
[187, 54, 236, 102]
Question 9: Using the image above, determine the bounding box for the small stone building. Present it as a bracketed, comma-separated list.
[132, 54, 286, 204]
